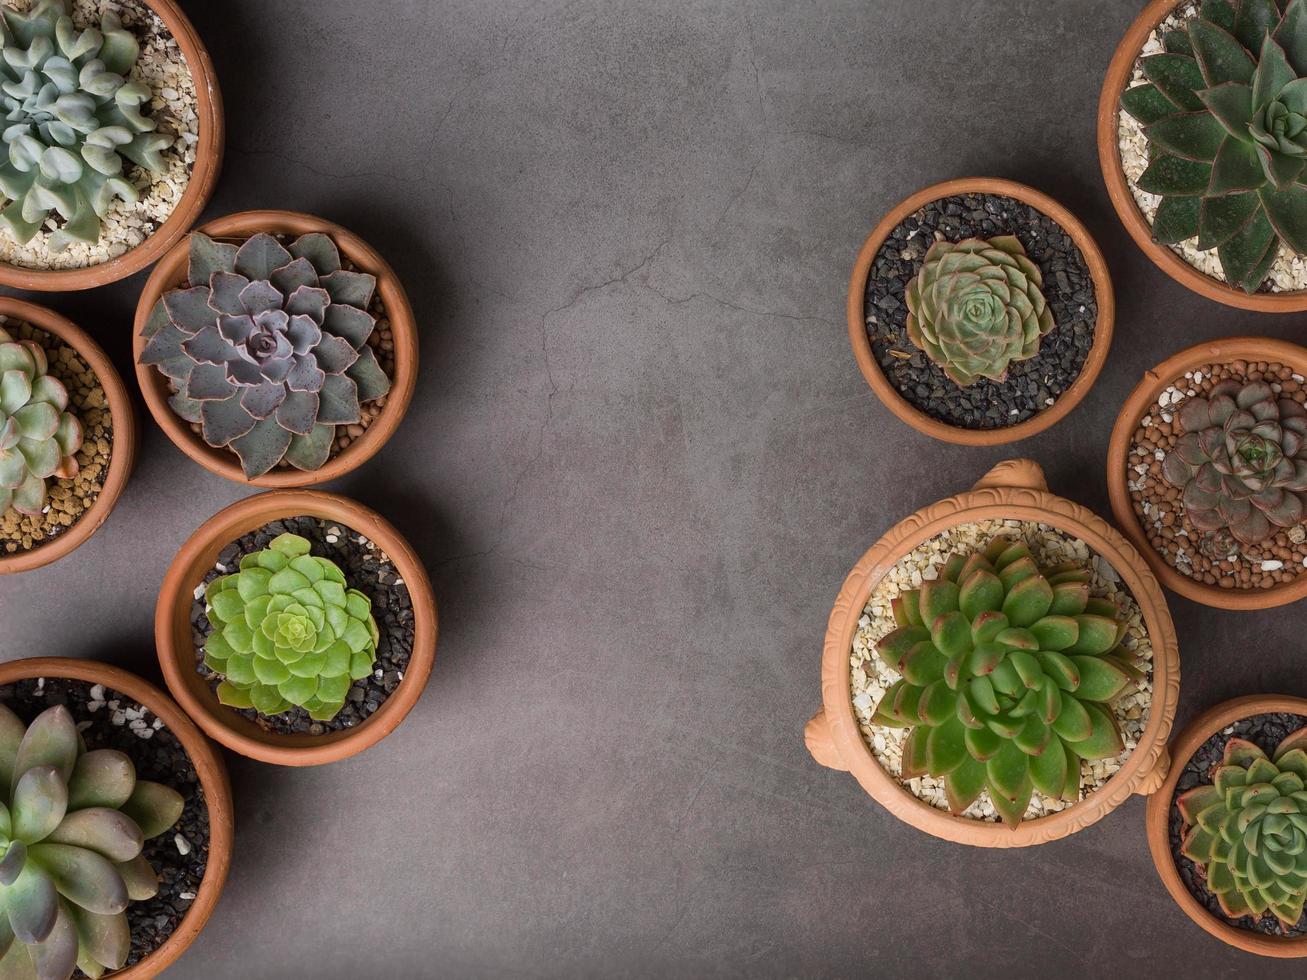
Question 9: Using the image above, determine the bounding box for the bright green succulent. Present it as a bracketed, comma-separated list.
[1120, 0, 1307, 291]
[871, 537, 1139, 828]
[1179, 727, 1307, 928]
[0, 703, 183, 980]
[203, 532, 379, 721]
[0, 0, 169, 250]
[904, 236, 1055, 388]
[0, 323, 81, 517]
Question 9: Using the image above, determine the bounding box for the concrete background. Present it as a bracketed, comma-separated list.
[0, 0, 1303, 976]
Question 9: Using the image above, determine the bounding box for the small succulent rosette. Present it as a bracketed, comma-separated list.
[138, 230, 391, 479]
[0, 703, 183, 980]
[0, 0, 169, 250]
[202, 533, 380, 721]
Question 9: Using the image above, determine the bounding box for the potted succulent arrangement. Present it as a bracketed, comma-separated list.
[1147, 695, 1307, 956]
[133, 210, 417, 487]
[0, 0, 223, 291]
[155, 489, 437, 765]
[0, 656, 233, 978]
[847, 177, 1114, 445]
[0, 298, 134, 575]
[804, 459, 1180, 845]
[1101, 0, 1307, 310]
[1107, 337, 1307, 609]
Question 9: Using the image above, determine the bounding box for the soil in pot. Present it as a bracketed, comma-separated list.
[189, 515, 414, 736]
[0, 0, 199, 271]
[865, 193, 1096, 429]
[1168, 711, 1307, 938]
[0, 318, 113, 557]
[1126, 359, 1307, 592]
[849, 518, 1155, 824]
[0, 676, 209, 973]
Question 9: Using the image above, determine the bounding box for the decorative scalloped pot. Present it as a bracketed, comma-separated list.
[805, 459, 1181, 846]
[847, 177, 1115, 445]
[1146, 695, 1307, 957]
[0, 298, 135, 575]
[155, 489, 437, 766]
[0, 657, 234, 977]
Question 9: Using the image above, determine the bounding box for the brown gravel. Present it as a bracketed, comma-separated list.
[0, 320, 112, 555]
[1127, 360, 1307, 590]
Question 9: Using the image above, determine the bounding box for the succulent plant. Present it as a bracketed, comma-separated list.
[1178, 726, 1307, 928]
[203, 532, 379, 721]
[0, 703, 183, 980]
[1161, 379, 1307, 545]
[0, 0, 169, 251]
[871, 537, 1139, 828]
[1119, 0, 1307, 292]
[138, 231, 391, 479]
[0, 324, 81, 517]
[904, 236, 1055, 388]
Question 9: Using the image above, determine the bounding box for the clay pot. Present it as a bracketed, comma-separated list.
[804, 458, 1180, 846]
[846, 177, 1115, 445]
[0, 298, 135, 574]
[1145, 695, 1307, 957]
[0, 657, 233, 977]
[0, 0, 224, 291]
[1099, 0, 1307, 312]
[132, 209, 418, 487]
[1106, 337, 1307, 610]
[155, 489, 437, 766]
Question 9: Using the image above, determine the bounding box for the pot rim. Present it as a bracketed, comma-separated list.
[1098, 0, 1307, 312]
[0, 0, 224, 292]
[846, 177, 1115, 446]
[1145, 694, 1307, 957]
[1105, 336, 1307, 610]
[0, 656, 233, 977]
[0, 298, 136, 575]
[808, 459, 1180, 846]
[131, 209, 418, 487]
[155, 488, 437, 766]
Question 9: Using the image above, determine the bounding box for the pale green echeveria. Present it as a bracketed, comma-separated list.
[0, 323, 81, 517]
[203, 532, 380, 721]
[0, 0, 170, 250]
[0, 703, 184, 980]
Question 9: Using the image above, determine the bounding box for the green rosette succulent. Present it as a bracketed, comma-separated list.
[1178, 727, 1307, 928]
[0, 703, 184, 980]
[872, 537, 1138, 828]
[0, 0, 169, 250]
[1161, 379, 1307, 544]
[0, 323, 81, 517]
[1120, 0, 1307, 292]
[904, 235, 1055, 388]
[203, 532, 380, 721]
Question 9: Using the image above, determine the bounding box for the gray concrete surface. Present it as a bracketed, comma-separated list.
[1, 0, 1303, 976]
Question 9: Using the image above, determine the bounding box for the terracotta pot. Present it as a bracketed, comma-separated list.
[0, 299, 135, 575]
[1146, 695, 1307, 957]
[846, 177, 1115, 445]
[156, 489, 437, 765]
[0, 0, 223, 291]
[804, 458, 1180, 846]
[0, 657, 233, 977]
[132, 210, 417, 487]
[1106, 337, 1307, 611]
[1099, 0, 1307, 312]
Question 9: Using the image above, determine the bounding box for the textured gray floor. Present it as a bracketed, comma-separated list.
[1, 0, 1304, 976]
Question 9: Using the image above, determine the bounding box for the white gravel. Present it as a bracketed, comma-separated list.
[849, 519, 1155, 824]
[0, 0, 198, 270]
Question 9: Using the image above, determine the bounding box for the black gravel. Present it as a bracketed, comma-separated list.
[865, 193, 1097, 429]
[0, 677, 209, 975]
[190, 515, 414, 736]
[1168, 712, 1307, 938]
